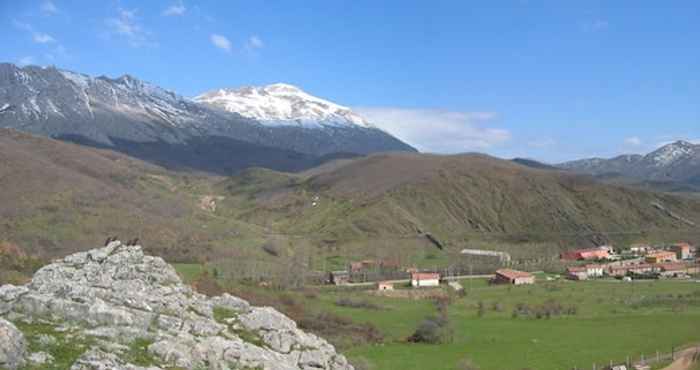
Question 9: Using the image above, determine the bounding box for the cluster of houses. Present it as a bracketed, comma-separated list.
[327, 242, 697, 288]
[562, 242, 699, 281]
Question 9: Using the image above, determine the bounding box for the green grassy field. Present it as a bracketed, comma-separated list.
[173, 263, 700, 370]
[340, 279, 700, 370]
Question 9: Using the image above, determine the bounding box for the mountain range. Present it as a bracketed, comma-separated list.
[0, 63, 414, 174]
[559, 140, 700, 192]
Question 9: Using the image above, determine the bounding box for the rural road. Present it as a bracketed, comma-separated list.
[661, 347, 700, 370]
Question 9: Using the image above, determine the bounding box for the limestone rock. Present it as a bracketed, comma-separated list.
[70, 348, 161, 370]
[0, 241, 354, 370]
[0, 318, 26, 370]
[28, 351, 54, 366]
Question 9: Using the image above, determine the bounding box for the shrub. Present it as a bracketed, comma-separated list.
[335, 298, 383, 310]
[261, 243, 279, 257]
[408, 315, 452, 344]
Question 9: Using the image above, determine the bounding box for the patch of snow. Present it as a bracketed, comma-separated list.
[0, 103, 9, 113]
[28, 97, 41, 114]
[59, 70, 91, 89]
[648, 141, 696, 167]
[194, 83, 373, 129]
[45, 99, 64, 117]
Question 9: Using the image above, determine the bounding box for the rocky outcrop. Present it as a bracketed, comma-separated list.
[0, 241, 353, 370]
[0, 318, 26, 369]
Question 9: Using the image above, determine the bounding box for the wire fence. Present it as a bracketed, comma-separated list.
[573, 344, 700, 370]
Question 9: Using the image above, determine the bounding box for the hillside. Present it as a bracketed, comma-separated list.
[217, 152, 700, 255]
[3, 129, 700, 282]
[0, 128, 267, 262]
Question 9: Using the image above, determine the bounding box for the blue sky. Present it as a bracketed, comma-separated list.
[1, 1, 699, 162]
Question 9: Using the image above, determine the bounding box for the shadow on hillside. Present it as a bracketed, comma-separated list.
[58, 134, 361, 175]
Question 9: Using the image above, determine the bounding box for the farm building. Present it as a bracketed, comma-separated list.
[329, 271, 350, 285]
[494, 269, 535, 285]
[377, 281, 394, 291]
[585, 264, 604, 277]
[607, 264, 654, 277]
[645, 251, 677, 264]
[411, 272, 440, 288]
[560, 246, 612, 261]
[629, 244, 652, 255]
[655, 263, 689, 277]
[566, 266, 588, 280]
[670, 243, 692, 260]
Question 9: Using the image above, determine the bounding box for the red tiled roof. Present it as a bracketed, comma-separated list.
[567, 266, 586, 273]
[647, 251, 676, 258]
[412, 273, 440, 280]
[496, 269, 533, 280]
[656, 263, 687, 272]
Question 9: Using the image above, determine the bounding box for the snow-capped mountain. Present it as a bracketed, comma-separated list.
[559, 141, 700, 188]
[0, 63, 415, 173]
[194, 83, 371, 129]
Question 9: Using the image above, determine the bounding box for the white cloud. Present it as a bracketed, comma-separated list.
[624, 136, 643, 146]
[13, 20, 57, 44]
[163, 1, 186, 16]
[105, 8, 154, 47]
[40, 1, 58, 15]
[33, 32, 55, 43]
[247, 35, 264, 49]
[17, 56, 35, 66]
[355, 107, 510, 153]
[210, 34, 232, 52]
[581, 19, 609, 32]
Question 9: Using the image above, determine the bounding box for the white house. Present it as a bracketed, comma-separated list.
[411, 272, 440, 288]
[585, 264, 604, 278]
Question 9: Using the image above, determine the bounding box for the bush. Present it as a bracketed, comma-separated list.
[335, 298, 383, 310]
[261, 242, 280, 257]
[408, 315, 452, 344]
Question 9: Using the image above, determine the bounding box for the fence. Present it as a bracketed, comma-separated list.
[572, 345, 700, 370]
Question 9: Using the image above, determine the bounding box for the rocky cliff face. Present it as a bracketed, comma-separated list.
[0, 241, 353, 370]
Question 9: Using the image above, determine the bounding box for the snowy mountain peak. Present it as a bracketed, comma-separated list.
[194, 83, 373, 129]
[648, 140, 698, 167]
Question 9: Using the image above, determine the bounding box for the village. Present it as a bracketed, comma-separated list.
[328, 242, 700, 291]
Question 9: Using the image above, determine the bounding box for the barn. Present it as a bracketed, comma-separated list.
[411, 272, 440, 288]
[494, 269, 535, 285]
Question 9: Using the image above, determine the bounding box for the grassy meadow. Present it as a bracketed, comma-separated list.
[174, 264, 700, 370]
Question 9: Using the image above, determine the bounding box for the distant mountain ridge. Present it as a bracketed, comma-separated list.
[0, 63, 415, 174]
[559, 141, 700, 189]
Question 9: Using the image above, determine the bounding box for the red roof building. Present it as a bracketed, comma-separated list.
[494, 269, 535, 285]
[645, 251, 677, 264]
[410, 272, 440, 288]
[560, 247, 611, 261]
[671, 243, 692, 259]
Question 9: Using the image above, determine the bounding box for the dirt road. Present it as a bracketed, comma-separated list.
[661, 347, 700, 370]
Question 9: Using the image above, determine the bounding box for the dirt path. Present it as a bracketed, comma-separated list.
[661, 347, 700, 370]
